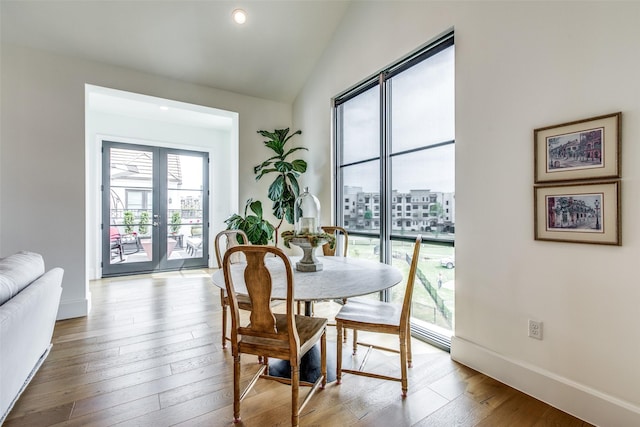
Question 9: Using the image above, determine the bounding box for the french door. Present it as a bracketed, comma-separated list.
[102, 141, 209, 276]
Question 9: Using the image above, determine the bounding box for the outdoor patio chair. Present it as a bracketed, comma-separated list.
[109, 227, 124, 262]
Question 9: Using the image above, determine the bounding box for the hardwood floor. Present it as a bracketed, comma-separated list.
[5, 269, 592, 426]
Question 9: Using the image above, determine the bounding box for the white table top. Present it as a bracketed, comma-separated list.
[211, 256, 403, 301]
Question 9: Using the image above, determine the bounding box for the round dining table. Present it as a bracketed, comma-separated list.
[210, 255, 403, 314]
[211, 255, 403, 382]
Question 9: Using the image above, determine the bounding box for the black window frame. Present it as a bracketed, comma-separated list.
[332, 30, 455, 350]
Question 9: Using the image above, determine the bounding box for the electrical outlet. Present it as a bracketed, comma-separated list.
[528, 319, 543, 340]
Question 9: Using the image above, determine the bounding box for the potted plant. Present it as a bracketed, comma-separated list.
[138, 211, 150, 236]
[225, 199, 275, 245]
[170, 211, 181, 235]
[123, 211, 135, 234]
[253, 128, 307, 245]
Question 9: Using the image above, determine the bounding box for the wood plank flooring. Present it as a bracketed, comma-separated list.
[4, 269, 592, 426]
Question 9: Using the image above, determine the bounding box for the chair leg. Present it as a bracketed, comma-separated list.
[406, 323, 413, 368]
[221, 303, 228, 349]
[291, 365, 300, 427]
[341, 299, 348, 342]
[336, 322, 343, 385]
[233, 354, 241, 422]
[352, 329, 358, 355]
[399, 332, 408, 398]
[321, 330, 327, 389]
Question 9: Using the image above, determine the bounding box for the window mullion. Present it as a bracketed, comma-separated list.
[380, 73, 392, 301]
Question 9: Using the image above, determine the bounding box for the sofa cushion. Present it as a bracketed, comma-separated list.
[0, 251, 45, 306]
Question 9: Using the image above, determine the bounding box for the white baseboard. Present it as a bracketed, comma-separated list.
[450, 336, 640, 426]
[56, 297, 90, 320]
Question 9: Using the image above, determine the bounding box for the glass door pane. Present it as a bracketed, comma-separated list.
[166, 153, 205, 261]
[104, 144, 157, 275]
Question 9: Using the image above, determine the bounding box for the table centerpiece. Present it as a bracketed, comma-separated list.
[282, 187, 335, 272]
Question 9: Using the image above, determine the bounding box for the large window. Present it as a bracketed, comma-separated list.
[333, 32, 454, 348]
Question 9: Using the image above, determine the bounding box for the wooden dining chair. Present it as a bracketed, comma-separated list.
[335, 235, 422, 397]
[320, 225, 348, 257]
[223, 245, 328, 426]
[214, 229, 252, 349]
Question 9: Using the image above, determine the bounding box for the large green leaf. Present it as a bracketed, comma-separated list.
[274, 161, 293, 173]
[249, 200, 263, 217]
[288, 174, 300, 196]
[272, 200, 285, 220]
[254, 159, 275, 175]
[264, 140, 284, 156]
[268, 175, 285, 201]
[282, 146, 308, 159]
[284, 204, 295, 224]
[255, 167, 278, 181]
[282, 129, 302, 143]
[291, 159, 307, 173]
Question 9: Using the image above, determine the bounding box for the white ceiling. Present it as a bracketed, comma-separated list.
[1, 0, 351, 104]
[86, 85, 236, 130]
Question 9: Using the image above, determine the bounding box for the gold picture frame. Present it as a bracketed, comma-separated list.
[534, 180, 620, 245]
[534, 112, 621, 183]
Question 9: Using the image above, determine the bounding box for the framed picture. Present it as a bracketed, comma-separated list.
[534, 180, 620, 245]
[534, 112, 621, 183]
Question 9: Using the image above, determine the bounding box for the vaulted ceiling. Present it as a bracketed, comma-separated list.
[1, 1, 351, 103]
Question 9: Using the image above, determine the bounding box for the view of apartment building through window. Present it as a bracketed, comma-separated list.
[343, 186, 455, 235]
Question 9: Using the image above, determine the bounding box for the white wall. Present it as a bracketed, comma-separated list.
[294, 1, 640, 425]
[0, 44, 292, 319]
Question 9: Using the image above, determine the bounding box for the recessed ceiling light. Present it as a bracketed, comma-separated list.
[159, 106, 169, 111]
[232, 8, 247, 25]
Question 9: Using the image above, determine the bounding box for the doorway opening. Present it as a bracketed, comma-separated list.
[102, 142, 210, 276]
[86, 85, 239, 279]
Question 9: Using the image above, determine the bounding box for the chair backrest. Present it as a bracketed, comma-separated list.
[223, 245, 300, 356]
[214, 229, 249, 268]
[109, 226, 121, 242]
[399, 235, 422, 328]
[321, 226, 348, 257]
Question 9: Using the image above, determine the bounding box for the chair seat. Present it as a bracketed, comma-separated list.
[240, 314, 327, 359]
[223, 291, 252, 310]
[335, 297, 402, 328]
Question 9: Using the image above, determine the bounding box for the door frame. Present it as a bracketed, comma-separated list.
[101, 141, 210, 276]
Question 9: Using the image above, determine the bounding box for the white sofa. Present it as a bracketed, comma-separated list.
[0, 251, 63, 424]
